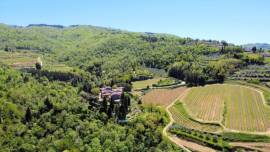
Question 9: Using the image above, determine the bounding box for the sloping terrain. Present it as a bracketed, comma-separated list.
[181, 84, 270, 132]
[169, 102, 222, 132]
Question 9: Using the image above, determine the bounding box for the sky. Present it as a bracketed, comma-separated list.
[1, 0, 270, 44]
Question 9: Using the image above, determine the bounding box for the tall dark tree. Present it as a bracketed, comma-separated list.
[221, 40, 228, 53]
[35, 62, 42, 70]
[25, 107, 32, 122]
[252, 46, 257, 53]
[0, 109, 2, 124]
[101, 97, 108, 113]
[4, 44, 15, 52]
[117, 93, 131, 120]
[82, 83, 92, 93]
[44, 97, 53, 111]
[107, 98, 115, 118]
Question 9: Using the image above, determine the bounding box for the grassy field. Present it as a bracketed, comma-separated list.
[142, 87, 187, 107]
[169, 102, 222, 132]
[132, 77, 164, 90]
[181, 84, 270, 132]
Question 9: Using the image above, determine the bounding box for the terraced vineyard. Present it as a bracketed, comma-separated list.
[0, 50, 38, 68]
[0, 50, 73, 72]
[169, 102, 222, 132]
[182, 84, 270, 132]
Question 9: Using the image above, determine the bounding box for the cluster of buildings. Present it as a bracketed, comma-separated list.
[99, 86, 123, 102]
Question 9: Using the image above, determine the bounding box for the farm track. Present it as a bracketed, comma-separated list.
[230, 142, 270, 152]
[163, 88, 217, 152]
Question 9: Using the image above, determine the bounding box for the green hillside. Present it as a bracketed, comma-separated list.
[1, 23, 268, 151]
[0, 24, 247, 85]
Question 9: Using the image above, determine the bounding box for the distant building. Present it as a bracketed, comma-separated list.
[262, 53, 270, 57]
[99, 86, 123, 102]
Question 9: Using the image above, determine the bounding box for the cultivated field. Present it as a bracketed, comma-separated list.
[142, 87, 187, 107]
[169, 102, 222, 132]
[181, 84, 270, 133]
[0, 50, 38, 68]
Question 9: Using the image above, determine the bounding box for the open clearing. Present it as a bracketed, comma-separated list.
[142, 87, 187, 107]
[132, 77, 163, 90]
[230, 142, 270, 152]
[181, 84, 270, 133]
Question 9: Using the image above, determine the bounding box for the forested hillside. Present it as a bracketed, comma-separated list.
[0, 65, 181, 151]
[0, 23, 250, 86]
[0, 23, 266, 151]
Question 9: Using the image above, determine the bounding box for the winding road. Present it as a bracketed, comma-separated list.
[162, 88, 216, 152]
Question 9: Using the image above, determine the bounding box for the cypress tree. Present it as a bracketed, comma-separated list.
[25, 107, 32, 122]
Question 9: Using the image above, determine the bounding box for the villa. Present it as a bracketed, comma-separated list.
[99, 86, 123, 102]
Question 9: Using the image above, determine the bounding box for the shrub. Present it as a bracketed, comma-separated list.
[213, 135, 218, 143]
[247, 79, 260, 84]
[205, 135, 210, 141]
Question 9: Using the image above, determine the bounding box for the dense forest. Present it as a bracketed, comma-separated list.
[0, 65, 181, 151]
[0, 24, 267, 151]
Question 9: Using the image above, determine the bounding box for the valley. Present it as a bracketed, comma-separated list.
[1, 23, 270, 151]
[2, 1, 270, 151]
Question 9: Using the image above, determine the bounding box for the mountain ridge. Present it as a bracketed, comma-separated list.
[242, 43, 270, 51]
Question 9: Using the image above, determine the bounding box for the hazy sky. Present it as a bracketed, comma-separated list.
[1, 0, 270, 44]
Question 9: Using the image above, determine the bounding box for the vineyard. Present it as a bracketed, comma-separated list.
[142, 87, 187, 107]
[229, 65, 270, 81]
[181, 84, 270, 132]
[169, 102, 222, 132]
[182, 85, 224, 122]
[224, 86, 270, 132]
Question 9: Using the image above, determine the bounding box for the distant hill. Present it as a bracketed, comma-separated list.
[242, 43, 270, 51]
[0, 23, 226, 69]
[27, 24, 65, 28]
